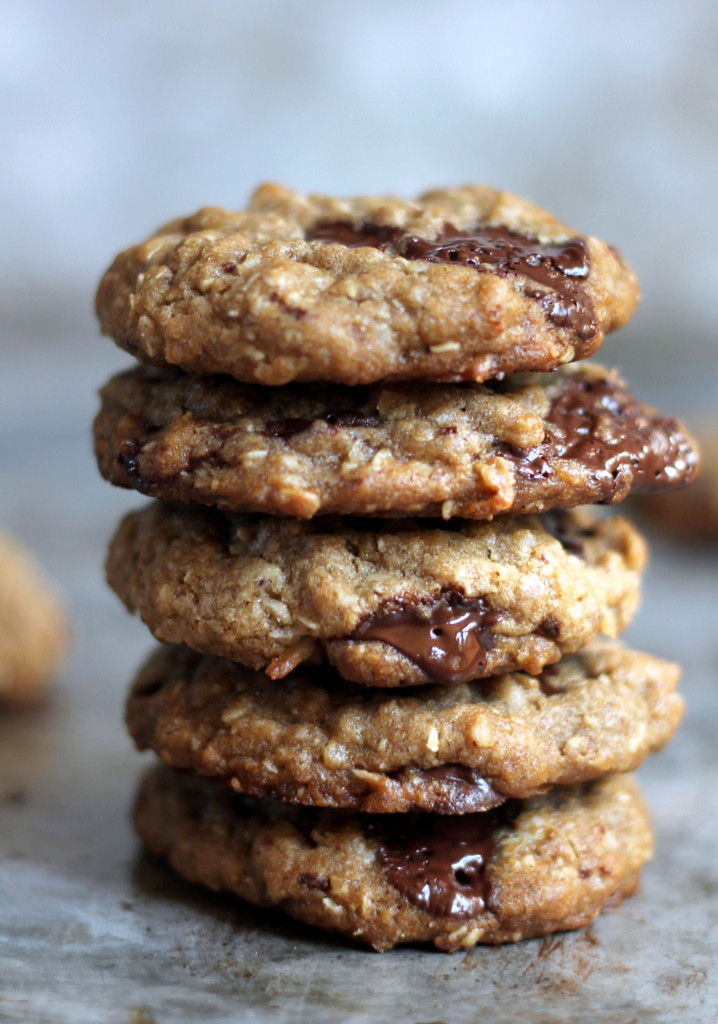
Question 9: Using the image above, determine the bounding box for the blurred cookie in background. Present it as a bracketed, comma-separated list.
[632, 425, 714, 542]
[0, 529, 67, 707]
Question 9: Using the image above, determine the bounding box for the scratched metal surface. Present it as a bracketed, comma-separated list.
[1, 335, 716, 1024]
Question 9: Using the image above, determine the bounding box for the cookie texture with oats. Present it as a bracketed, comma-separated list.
[106, 502, 646, 687]
[94, 362, 699, 519]
[0, 529, 66, 706]
[126, 642, 682, 813]
[96, 184, 638, 386]
[133, 765, 652, 951]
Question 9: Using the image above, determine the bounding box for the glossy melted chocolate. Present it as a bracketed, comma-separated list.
[369, 806, 515, 917]
[305, 221, 400, 250]
[499, 373, 698, 497]
[306, 220, 596, 340]
[262, 410, 376, 440]
[352, 591, 500, 685]
[395, 765, 506, 815]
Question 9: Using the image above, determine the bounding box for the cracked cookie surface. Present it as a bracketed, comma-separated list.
[134, 765, 652, 951]
[95, 362, 698, 519]
[127, 642, 682, 813]
[107, 503, 646, 686]
[96, 184, 638, 386]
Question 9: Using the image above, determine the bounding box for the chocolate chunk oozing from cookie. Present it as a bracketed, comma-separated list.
[366, 804, 513, 918]
[107, 503, 646, 687]
[126, 642, 682, 813]
[95, 184, 639, 385]
[133, 765, 653, 951]
[632, 423, 713, 540]
[307, 221, 597, 342]
[93, 363, 698, 519]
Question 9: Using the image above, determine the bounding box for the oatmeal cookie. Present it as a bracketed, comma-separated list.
[134, 765, 652, 951]
[0, 529, 66, 706]
[127, 642, 681, 813]
[94, 362, 698, 519]
[107, 503, 646, 686]
[96, 184, 638, 386]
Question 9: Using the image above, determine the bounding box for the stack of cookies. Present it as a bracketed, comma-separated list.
[94, 185, 698, 951]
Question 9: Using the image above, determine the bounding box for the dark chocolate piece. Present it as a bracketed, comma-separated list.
[262, 417, 315, 441]
[117, 438, 142, 485]
[352, 591, 500, 686]
[369, 806, 516, 917]
[297, 873, 330, 892]
[538, 616, 561, 640]
[401, 226, 594, 339]
[262, 410, 376, 441]
[499, 374, 699, 498]
[307, 220, 596, 340]
[305, 221, 400, 250]
[401, 770, 505, 815]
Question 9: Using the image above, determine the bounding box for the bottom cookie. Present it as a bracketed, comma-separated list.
[133, 765, 652, 951]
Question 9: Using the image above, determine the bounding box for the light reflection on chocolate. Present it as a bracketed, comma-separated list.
[369, 806, 516, 917]
[307, 220, 597, 340]
[390, 765, 506, 815]
[497, 374, 699, 497]
[352, 591, 500, 685]
[305, 221, 400, 250]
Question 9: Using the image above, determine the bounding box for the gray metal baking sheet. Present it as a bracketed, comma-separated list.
[1, 337, 716, 1024]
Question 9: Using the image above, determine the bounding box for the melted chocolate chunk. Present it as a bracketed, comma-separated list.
[305, 221, 401, 250]
[117, 438, 142, 484]
[262, 410, 376, 440]
[540, 509, 588, 557]
[352, 591, 501, 685]
[323, 411, 375, 429]
[368, 805, 516, 917]
[401, 226, 595, 340]
[537, 665, 562, 696]
[419, 765, 495, 789]
[406, 766, 505, 815]
[538, 616, 561, 640]
[307, 220, 596, 340]
[499, 374, 698, 498]
[262, 417, 314, 440]
[297, 872, 330, 892]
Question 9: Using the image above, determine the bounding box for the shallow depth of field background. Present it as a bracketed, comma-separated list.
[2, 0, 717, 409]
[2, 5, 718, 1021]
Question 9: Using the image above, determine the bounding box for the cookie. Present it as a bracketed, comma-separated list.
[127, 642, 682, 813]
[134, 765, 652, 951]
[96, 184, 638, 386]
[0, 529, 66, 706]
[107, 503, 646, 687]
[94, 362, 699, 519]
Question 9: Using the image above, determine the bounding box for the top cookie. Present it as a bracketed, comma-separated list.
[96, 184, 639, 386]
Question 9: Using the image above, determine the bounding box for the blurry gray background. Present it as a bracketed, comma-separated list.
[2, 4, 718, 1022]
[2, 0, 717, 404]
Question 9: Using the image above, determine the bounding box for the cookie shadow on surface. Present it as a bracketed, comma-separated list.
[129, 847, 361, 955]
